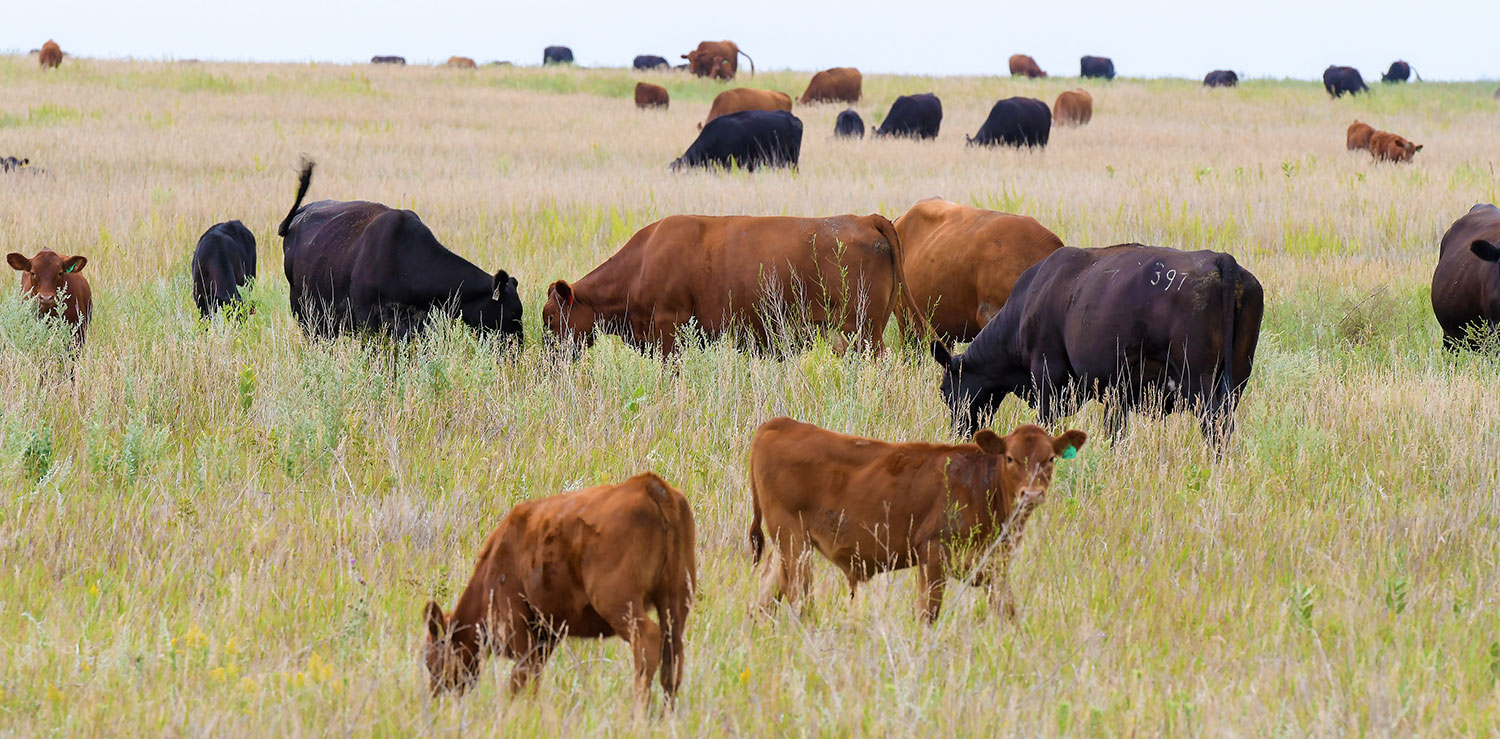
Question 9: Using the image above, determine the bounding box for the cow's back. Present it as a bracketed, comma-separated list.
[705, 88, 792, 126]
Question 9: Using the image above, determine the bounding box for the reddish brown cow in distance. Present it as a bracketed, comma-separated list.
[1369, 130, 1422, 162]
[894, 198, 1064, 342]
[798, 67, 862, 104]
[423, 472, 697, 705]
[635, 82, 669, 109]
[543, 214, 930, 356]
[1053, 89, 1092, 126]
[1347, 120, 1375, 150]
[445, 56, 477, 69]
[39, 40, 63, 69]
[682, 40, 754, 79]
[700, 87, 792, 128]
[1009, 54, 1046, 78]
[8, 249, 93, 345]
[749, 418, 1086, 622]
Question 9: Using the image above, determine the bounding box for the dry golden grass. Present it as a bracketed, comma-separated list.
[1, 57, 1498, 735]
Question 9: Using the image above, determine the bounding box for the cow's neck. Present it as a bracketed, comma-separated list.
[572, 243, 641, 325]
[448, 560, 504, 656]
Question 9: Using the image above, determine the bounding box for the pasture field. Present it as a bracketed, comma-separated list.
[2, 57, 1499, 735]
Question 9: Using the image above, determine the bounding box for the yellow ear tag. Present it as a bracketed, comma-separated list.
[1062, 446, 1078, 460]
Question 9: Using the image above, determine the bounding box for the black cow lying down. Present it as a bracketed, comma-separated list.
[192, 220, 256, 317]
[276, 161, 523, 340]
[933, 245, 1263, 445]
[671, 110, 802, 171]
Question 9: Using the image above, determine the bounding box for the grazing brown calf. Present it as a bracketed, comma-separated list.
[700, 87, 792, 128]
[8, 249, 92, 345]
[749, 418, 1085, 622]
[445, 56, 477, 69]
[1346, 120, 1375, 150]
[39, 40, 62, 69]
[1009, 54, 1046, 78]
[798, 67, 862, 104]
[423, 473, 697, 705]
[1369, 130, 1422, 162]
[1052, 88, 1093, 126]
[634, 82, 669, 109]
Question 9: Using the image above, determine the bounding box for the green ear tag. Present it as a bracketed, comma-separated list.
[1062, 445, 1078, 460]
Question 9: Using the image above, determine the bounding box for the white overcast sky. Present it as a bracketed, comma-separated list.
[7, 0, 1498, 81]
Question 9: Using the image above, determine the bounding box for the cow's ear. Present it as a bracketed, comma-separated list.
[491, 269, 510, 301]
[1413, 144, 1423, 152]
[61, 256, 87, 274]
[931, 340, 952, 367]
[1052, 430, 1088, 459]
[6, 253, 29, 272]
[550, 280, 574, 306]
[974, 429, 1006, 455]
[1472, 241, 1500, 263]
[424, 601, 447, 640]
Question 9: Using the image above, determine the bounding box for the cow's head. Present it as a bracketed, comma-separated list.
[422, 601, 481, 695]
[932, 340, 1005, 437]
[477, 269, 523, 340]
[542, 280, 597, 347]
[8, 249, 85, 316]
[974, 424, 1087, 508]
[710, 57, 734, 80]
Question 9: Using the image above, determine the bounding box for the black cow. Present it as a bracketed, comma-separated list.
[1382, 61, 1416, 83]
[191, 220, 257, 317]
[1431, 204, 1500, 351]
[873, 93, 942, 139]
[1080, 55, 1115, 80]
[967, 97, 1051, 148]
[371, 56, 406, 65]
[544, 46, 574, 65]
[932, 245, 1263, 445]
[671, 110, 802, 172]
[634, 55, 669, 70]
[275, 161, 523, 340]
[1203, 70, 1238, 88]
[1323, 66, 1368, 97]
[834, 109, 864, 139]
[1, 156, 30, 172]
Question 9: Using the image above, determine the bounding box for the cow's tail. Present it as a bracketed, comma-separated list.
[738, 49, 755, 76]
[1411, 65, 1422, 82]
[642, 473, 697, 597]
[276, 158, 315, 237]
[748, 465, 766, 563]
[1215, 256, 1239, 416]
[872, 214, 935, 344]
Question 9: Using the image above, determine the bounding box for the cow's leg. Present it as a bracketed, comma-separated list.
[755, 539, 787, 611]
[987, 554, 1019, 622]
[601, 598, 663, 706]
[506, 628, 555, 695]
[915, 542, 946, 623]
[656, 595, 689, 704]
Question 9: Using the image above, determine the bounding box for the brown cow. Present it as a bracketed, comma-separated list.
[700, 87, 793, 129]
[682, 40, 754, 79]
[1052, 89, 1092, 126]
[749, 418, 1086, 622]
[1369, 130, 1422, 162]
[445, 56, 477, 69]
[7, 249, 92, 345]
[635, 82, 669, 109]
[1009, 54, 1046, 78]
[39, 40, 63, 70]
[542, 214, 930, 356]
[1347, 120, 1375, 150]
[422, 472, 697, 705]
[798, 67, 862, 104]
[894, 198, 1064, 342]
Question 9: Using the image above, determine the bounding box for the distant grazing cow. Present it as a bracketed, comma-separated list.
[543, 46, 574, 65]
[1346, 120, 1375, 150]
[834, 109, 864, 138]
[894, 198, 1064, 342]
[1080, 55, 1115, 80]
[634, 55, 669, 70]
[700, 87, 793, 128]
[1203, 70, 1238, 88]
[191, 220, 257, 317]
[445, 56, 477, 69]
[1323, 66, 1367, 97]
[1432, 203, 1500, 350]
[370, 56, 406, 65]
[682, 40, 754, 79]
[1009, 54, 1046, 79]
[1052, 89, 1092, 127]
[634, 82, 669, 109]
[673, 110, 802, 172]
[1382, 61, 1415, 83]
[874, 93, 942, 139]
[423, 472, 696, 705]
[968, 97, 1051, 148]
[276, 161, 523, 340]
[749, 418, 1085, 622]
[7, 249, 92, 345]
[932, 244, 1263, 445]
[543, 213, 927, 355]
[1368, 130, 1422, 163]
[39, 41, 62, 70]
[1, 156, 30, 172]
[799, 67, 861, 104]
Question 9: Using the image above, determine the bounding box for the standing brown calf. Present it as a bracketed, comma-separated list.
[1053, 89, 1093, 126]
[634, 82, 669, 109]
[39, 40, 62, 69]
[8, 249, 92, 345]
[423, 472, 697, 706]
[749, 418, 1085, 622]
[1347, 120, 1375, 150]
[1369, 130, 1422, 162]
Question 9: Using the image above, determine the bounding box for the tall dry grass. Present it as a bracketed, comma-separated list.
[1, 57, 1498, 735]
